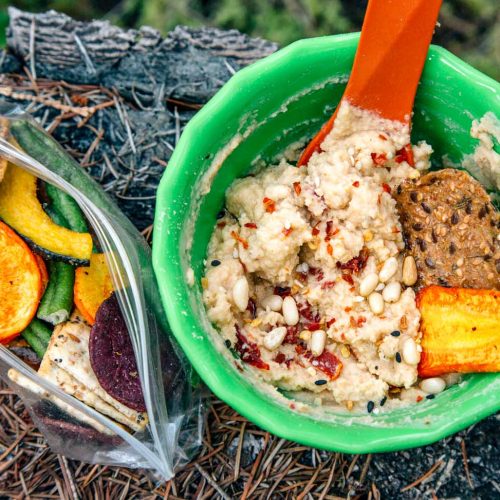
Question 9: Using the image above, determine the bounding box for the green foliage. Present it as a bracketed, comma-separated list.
[1, 0, 498, 80]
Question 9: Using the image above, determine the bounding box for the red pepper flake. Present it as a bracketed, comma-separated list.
[282, 227, 294, 237]
[308, 351, 343, 380]
[377, 194, 382, 205]
[321, 280, 336, 290]
[349, 316, 357, 328]
[244, 222, 257, 229]
[309, 267, 325, 281]
[352, 181, 360, 188]
[312, 223, 320, 236]
[230, 230, 249, 249]
[235, 325, 269, 370]
[274, 353, 293, 367]
[416, 395, 423, 403]
[295, 344, 305, 355]
[391, 226, 400, 234]
[338, 248, 369, 274]
[326, 318, 336, 328]
[382, 183, 391, 194]
[297, 272, 308, 282]
[298, 301, 320, 323]
[325, 221, 339, 240]
[395, 144, 415, 166]
[283, 326, 299, 344]
[357, 316, 367, 327]
[327, 243, 333, 256]
[342, 274, 354, 285]
[371, 152, 388, 166]
[293, 182, 302, 195]
[379, 134, 388, 141]
[307, 321, 322, 332]
[344, 307, 352, 313]
[217, 221, 226, 229]
[263, 197, 276, 213]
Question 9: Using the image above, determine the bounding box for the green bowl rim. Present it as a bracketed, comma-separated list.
[153, 33, 500, 453]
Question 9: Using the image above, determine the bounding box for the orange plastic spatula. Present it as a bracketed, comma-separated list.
[298, 0, 443, 166]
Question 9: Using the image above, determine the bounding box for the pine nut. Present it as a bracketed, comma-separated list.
[442, 373, 462, 387]
[419, 377, 446, 394]
[359, 273, 379, 297]
[402, 338, 420, 365]
[379, 257, 398, 282]
[261, 294, 283, 312]
[402, 256, 418, 286]
[310, 330, 326, 356]
[382, 282, 402, 303]
[282, 296, 299, 325]
[232, 277, 249, 312]
[263, 326, 287, 351]
[368, 292, 384, 314]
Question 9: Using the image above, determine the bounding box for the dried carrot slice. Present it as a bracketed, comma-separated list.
[417, 286, 500, 377]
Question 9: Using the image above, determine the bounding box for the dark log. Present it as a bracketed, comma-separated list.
[6, 7, 277, 103]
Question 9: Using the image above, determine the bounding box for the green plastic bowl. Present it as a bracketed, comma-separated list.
[153, 33, 500, 453]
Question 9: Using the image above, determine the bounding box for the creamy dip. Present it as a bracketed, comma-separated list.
[202, 102, 438, 412]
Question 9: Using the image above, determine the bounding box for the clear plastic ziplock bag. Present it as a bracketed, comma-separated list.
[0, 111, 204, 480]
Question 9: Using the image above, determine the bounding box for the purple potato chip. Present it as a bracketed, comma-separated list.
[89, 293, 146, 412]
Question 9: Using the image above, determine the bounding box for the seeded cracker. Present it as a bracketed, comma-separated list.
[395, 168, 500, 289]
[47, 311, 148, 430]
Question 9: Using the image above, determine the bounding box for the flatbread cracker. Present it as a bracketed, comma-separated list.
[39, 348, 146, 432]
[48, 313, 148, 430]
[7, 367, 113, 435]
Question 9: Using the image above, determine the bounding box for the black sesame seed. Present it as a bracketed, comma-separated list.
[374, 365, 379, 370]
[216, 210, 226, 219]
[451, 212, 459, 225]
[412, 223, 423, 231]
[390, 330, 401, 337]
[395, 352, 402, 363]
[225, 339, 231, 348]
[484, 254, 492, 261]
[380, 396, 387, 407]
[425, 257, 436, 268]
[367, 401, 375, 413]
[449, 242, 457, 254]
[484, 203, 490, 214]
[431, 229, 438, 243]
[438, 277, 449, 287]
[397, 185, 402, 195]
[472, 327, 477, 331]
[315, 379, 327, 386]
[417, 238, 427, 251]
[211, 259, 221, 267]
[465, 201, 473, 214]
[410, 191, 418, 202]
[426, 394, 435, 400]
[478, 207, 487, 219]
[421, 202, 432, 213]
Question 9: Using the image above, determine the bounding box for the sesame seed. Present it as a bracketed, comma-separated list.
[421, 202, 432, 213]
[395, 352, 402, 363]
[367, 401, 375, 413]
[211, 259, 221, 267]
[217, 210, 225, 219]
[390, 330, 401, 337]
[425, 258, 435, 268]
[451, 212, 459, 225]
[315, 379, 327, 386]
[380, 396, 387, 406]
[410, 192, 418, 202]
[426, 394, 435, 400]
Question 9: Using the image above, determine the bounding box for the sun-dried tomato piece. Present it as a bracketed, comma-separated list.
[309, 267, 324, 281]
[352, 181, 360, 187]
[230, 231, 249, 249]
[263, 197, 276, 213]
[338, 248, 369, 274]
[308, 351, 342, 380]
[298, 301, 320, 323]
[326, 318, 336, 328]
[395, 144, 415, 166]
[371, 152, 388, 166]
[282, 227, 294, 237]
[244, 222, 257, 229]
[235, 325, 269, 370]
[342, 274, 354, 285]
[311, 223, 320, 236]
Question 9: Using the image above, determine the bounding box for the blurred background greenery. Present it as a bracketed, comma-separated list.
[0, 0, 498, 80]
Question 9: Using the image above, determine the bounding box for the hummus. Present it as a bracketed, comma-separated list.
[202, 102, 435, 412]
